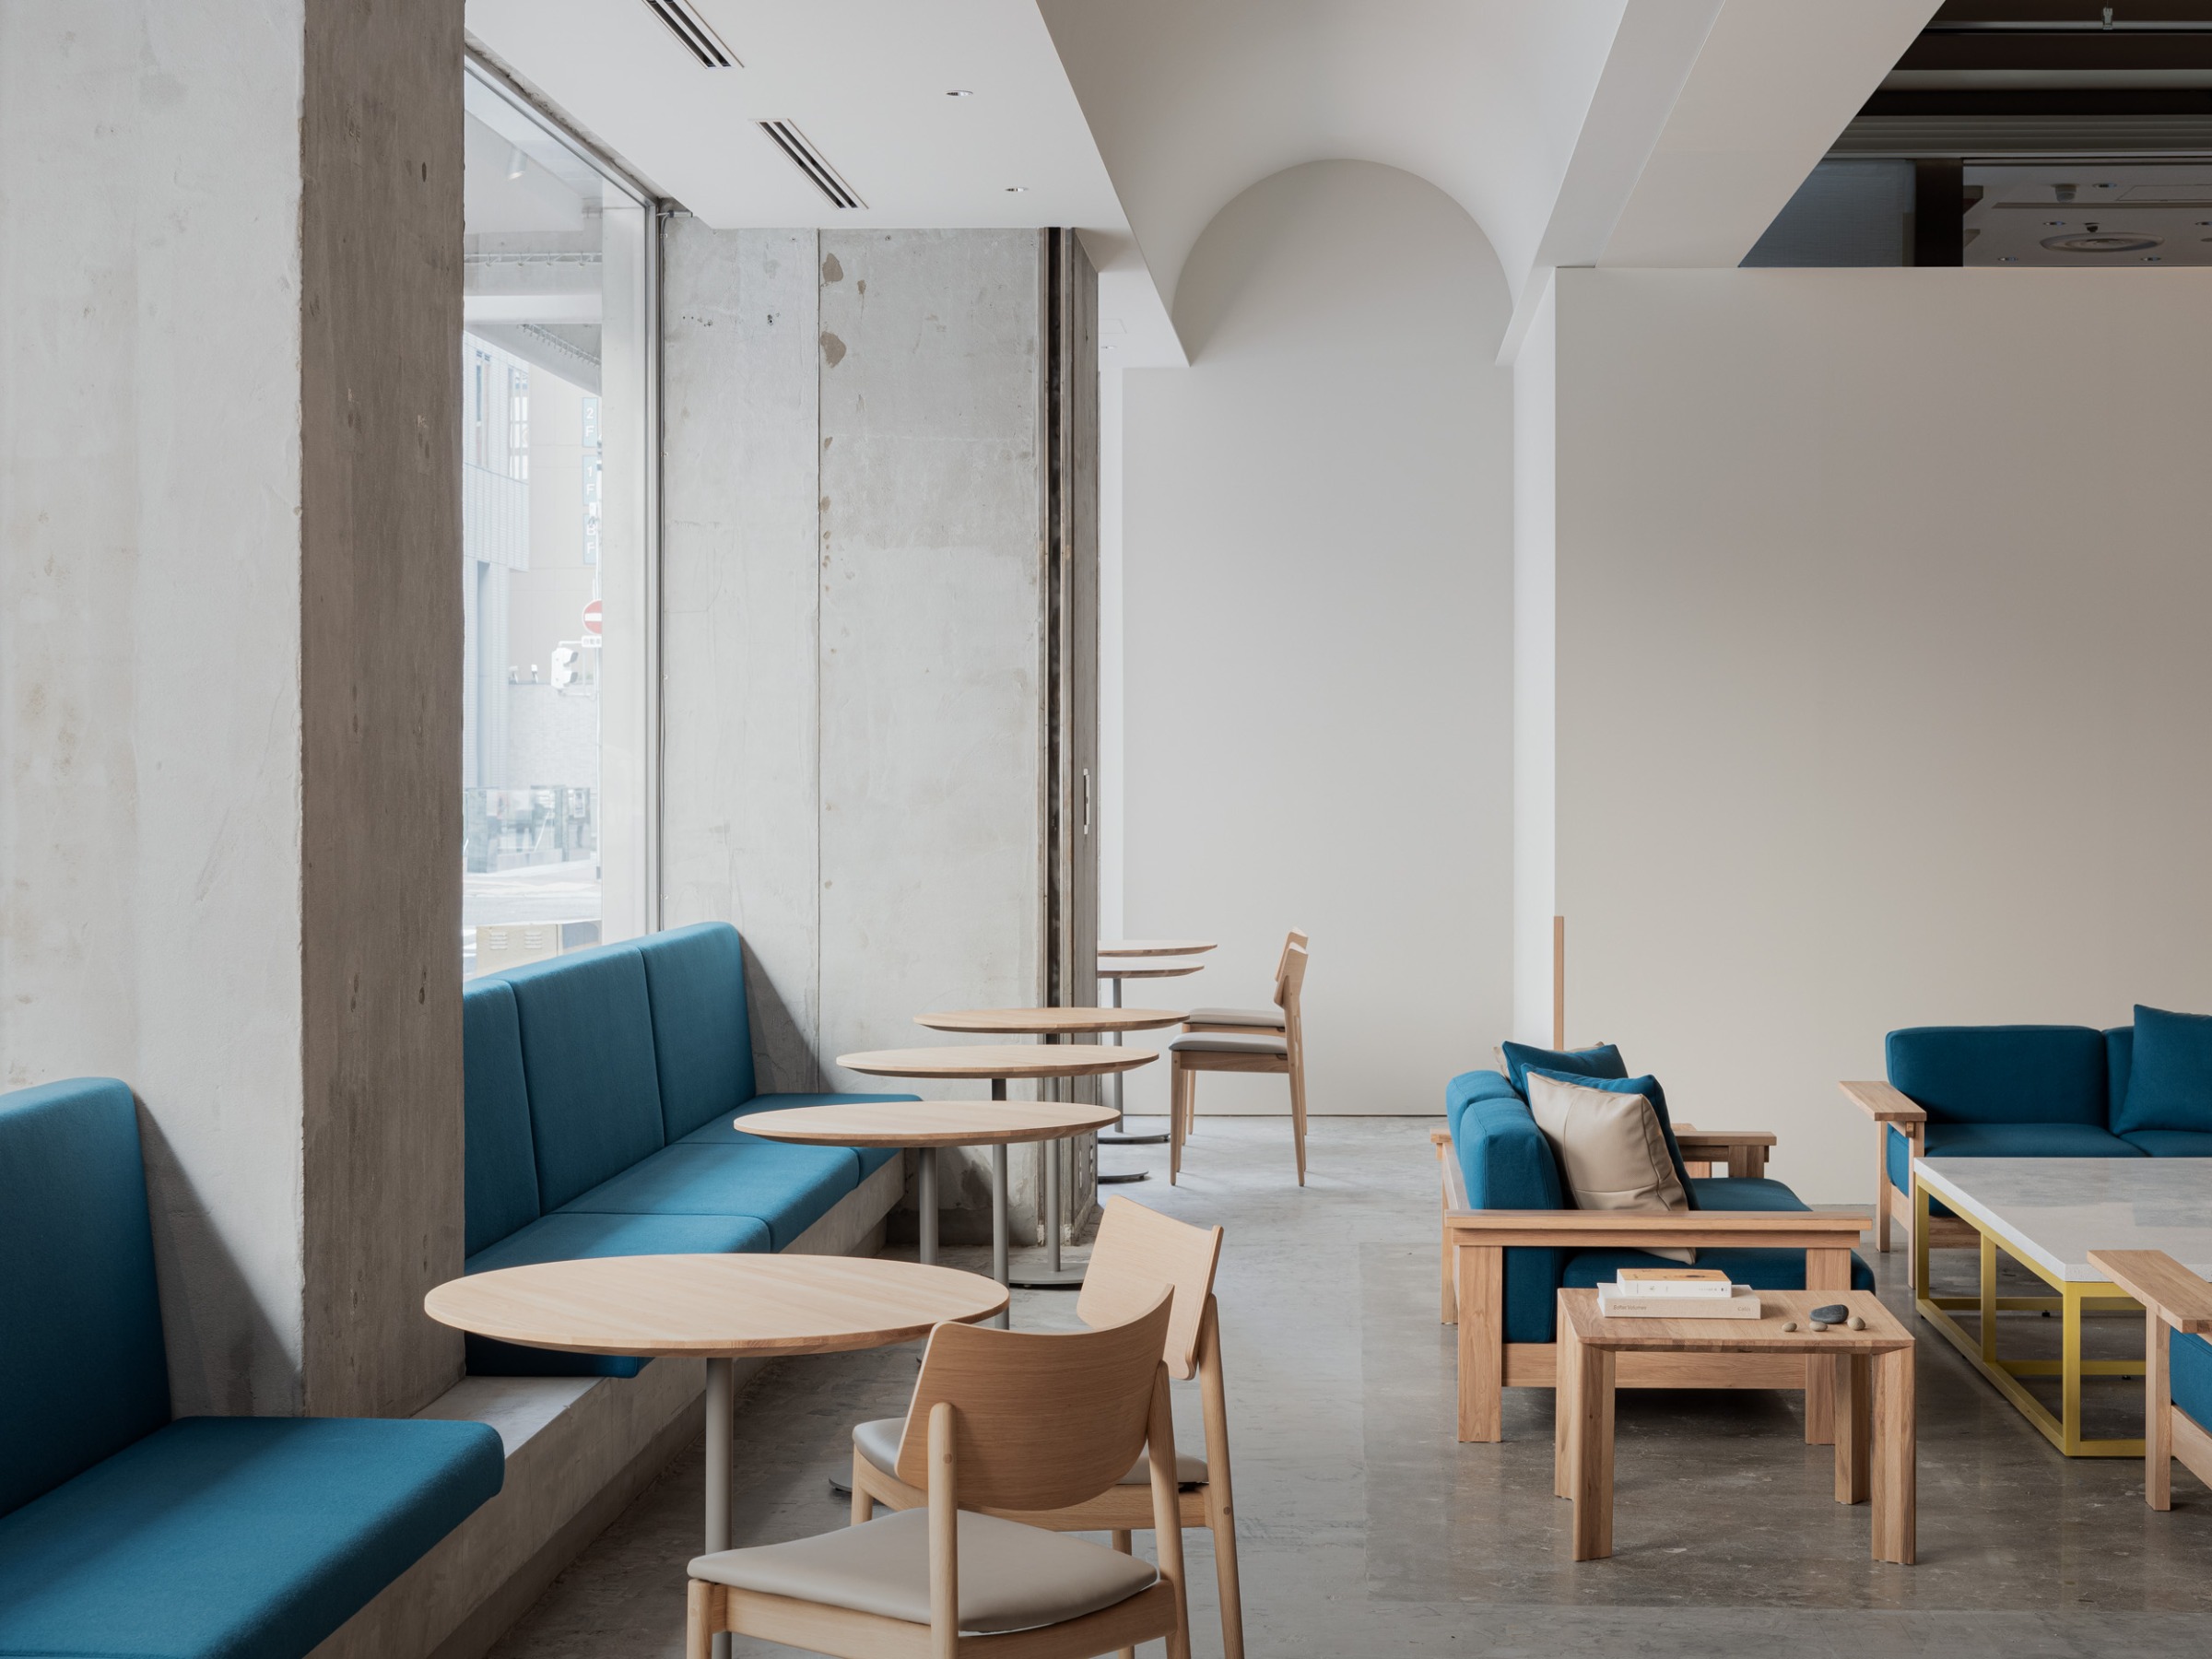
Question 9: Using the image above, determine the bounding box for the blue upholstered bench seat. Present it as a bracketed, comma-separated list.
[2176, 1331, 2212, 1432]
[559, 1142, 864, 1250]
[1883, 1119, 2143, 1194]
[686, 1093, 912, 1179]
[0, 1418, 502, 1659]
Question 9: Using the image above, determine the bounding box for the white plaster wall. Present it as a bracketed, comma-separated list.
[1119, 161, 1516, 1121]
[1552, 267, 2212, 1204]
[1511, 276, 1559, 1046]
[0, 0, 310, 1413]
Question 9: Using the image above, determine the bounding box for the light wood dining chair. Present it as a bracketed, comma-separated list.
[852, 1197, 1244, 1659]
[688, 1291, 1189, 1659]
[1179, 930, 1306, 1040]
[1170, 941, 1309, 1185]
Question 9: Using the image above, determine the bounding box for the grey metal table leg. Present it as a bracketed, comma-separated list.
[705, 1356, 735, 1659]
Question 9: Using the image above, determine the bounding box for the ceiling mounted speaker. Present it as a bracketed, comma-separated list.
[641, 0, 738, 68]
[759, 121, 865, 209]
[2041, 231, 2161, 252]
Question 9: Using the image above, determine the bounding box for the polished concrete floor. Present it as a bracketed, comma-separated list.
[487, 1118, 2212, 1657]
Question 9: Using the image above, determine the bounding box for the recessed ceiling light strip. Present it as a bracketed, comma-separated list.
[641, 0, 740, 69]
[759, 121, 865, 209]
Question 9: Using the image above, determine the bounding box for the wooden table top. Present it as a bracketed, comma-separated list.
[914, 1006, 1187, 1035]
[1098, 939, 1218, 958]
[838, 1044, 1159, 1079]
[741, 1100, 1121, 1148]
[1097, 961, 1206, 980]
[1559, 1289, 1912, 1355]
[424, 1253, 1007, 1358]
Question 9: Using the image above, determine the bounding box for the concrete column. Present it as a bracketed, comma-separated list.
[0, 0, 465, 1418]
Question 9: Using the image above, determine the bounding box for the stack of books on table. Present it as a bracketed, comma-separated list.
[1596, 1267, 1759, 1319]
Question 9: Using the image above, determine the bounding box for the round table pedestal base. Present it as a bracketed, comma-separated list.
[1097, 1169, 1150, 1184]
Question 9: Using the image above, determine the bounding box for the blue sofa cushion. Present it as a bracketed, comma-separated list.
[463, 980, 540, 1256]
[1525, 1067, 1700, 1209]
[637, 923, 759, 1143]
[0, 1417, 501, 1659]
[1445, 1067, 1524, 1138]
[559, 1143, 861, 1251]
[1451, 1093, 1565, 1347]
[2176, 1331, 2212, 1434]
[2107, 1026, 2135, 1129]
[1688, 1176, 1810, 1211]
[2121, 1130, 2212, 1158]
[500, 944, 669, 1211]
[1500, 1041, 1626, 1099]
[1885, 1120, 2143, 1195]
[2114, 1005, 2212, 1136]
[682, 1092, 923, 1179]
[0, 1079, 171, 1520]
[463, 1211, 774, 1378]
[1887, 1025, 2108, 1126]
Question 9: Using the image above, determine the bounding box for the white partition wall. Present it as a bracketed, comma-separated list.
[1549, 267, 2212, 1201]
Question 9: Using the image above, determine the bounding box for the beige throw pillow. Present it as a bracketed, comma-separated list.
[1524, 1071, 1696, 1265]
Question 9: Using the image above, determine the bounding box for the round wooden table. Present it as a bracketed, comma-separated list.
[424, 1253, 1005, 1626]
[838, 1045, 1156, 1292]
[1096, 961, 1207, 1147]
[1099, 938, 1217, 957]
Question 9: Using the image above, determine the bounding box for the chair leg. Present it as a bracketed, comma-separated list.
[1170, 1059, 1185, 1185]
[1288, 1055, 1309, 1187]
[1874, 1129, 1891, 1253]
[850, 1450, 873, 1524]
[1108, 1531, 1137, 1659]
[686, 1579, 715, 1659]
[1208, 1490, 1246, 1659]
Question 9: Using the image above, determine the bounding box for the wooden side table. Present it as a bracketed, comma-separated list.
[1555, 1288, 1915, 1564]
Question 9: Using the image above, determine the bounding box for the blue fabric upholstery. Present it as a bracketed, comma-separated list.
[1885, 1119, 2142, 1195]
[0, 1079, 171, 1520]
[2176, 1331, 2212, 1433]
[637, 923, 759, 1143]
[1500, 1041, 1626, 1099]
[2121, 1130, 2212, 1157]
[1887, 1025, 2108, 1126]
[463, 1211, 774, 1378]
[1445, 1067, 1523, 1137]
[1524, 1067, 1699, 1208]
[2107, 1026, 2135, 1130]
[1563, 1249, 1876, 1298]
[1451, 1092, 1566, 1347]
[0, 1417, 502, 1659]
[500, 944, 669, 1211]
[560, 1143, 862, 1250]
[463, 980, 540, 1257]
[686, 1092, 922, 1178]
[2115, 1005, 2212, 1136]
[1688, 1176, 1812, 1211]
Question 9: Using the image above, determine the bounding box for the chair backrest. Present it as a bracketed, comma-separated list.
[1277, 941, 1310, 1051]
[894, 1289, 1174, 1511]
[0, 1079, 172, 1519]
[1271, 929, 1309, 983]
[1077, 1196, 1223, 1380]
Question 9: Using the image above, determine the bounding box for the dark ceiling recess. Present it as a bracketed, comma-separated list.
[641, 0, 739, 69]
[759, 122, 866, 209]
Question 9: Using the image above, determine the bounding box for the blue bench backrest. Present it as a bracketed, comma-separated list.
[636, 923, 759, 1141]
[463, 980, 541, 1257]
[0, 1079, 171, 1519]
[1887, 1025, 2110, 1125]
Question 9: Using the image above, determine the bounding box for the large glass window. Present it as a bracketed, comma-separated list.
[462, 60, 654, 976]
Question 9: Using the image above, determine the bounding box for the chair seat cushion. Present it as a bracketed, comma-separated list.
[1686, 1176, 1811, 1212]
[0, 1417, 502, 1659]
[2175, 1331, 2212, 1432]
[2121, 1130, 2212, 1158]
[852, 1418, 1206, 1488]
[1565, 1247, 1877, 1294]
[690, 1508, 1158, 1635]
[1885, 1120, 2143, 1195]
[683, 1093, 923, 1179]
[1170, 1033, 1287, 1056]
[1183, 1006, 1284, 1028]
[559, 1142, 861, 1250]
[464, 1211, 774, 1378]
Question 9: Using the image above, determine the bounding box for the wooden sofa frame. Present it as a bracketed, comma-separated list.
[1839, 1079, 1978, 1256]
[2088, 1249, 2212, 1509]
[1431, 1128, 1869, 1446]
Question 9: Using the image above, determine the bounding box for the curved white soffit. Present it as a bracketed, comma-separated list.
[1036, 0, 1631, 330]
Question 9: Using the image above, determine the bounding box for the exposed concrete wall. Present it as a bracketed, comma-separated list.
[662, 226, 1058, 1237]
[0, 0, 465, 1417]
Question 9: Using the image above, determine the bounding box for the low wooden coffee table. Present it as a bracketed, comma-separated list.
[1555, 1288, 1915, 1564]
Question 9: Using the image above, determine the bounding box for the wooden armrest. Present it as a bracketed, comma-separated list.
[1430, 1125, 1452, 1147]
[2088, 1250, 2212, 1334]
[1840, 1080, 1926, 1124]
[1674, 1129, 1778, 1155]
[1442, 1209, 1867, 1251]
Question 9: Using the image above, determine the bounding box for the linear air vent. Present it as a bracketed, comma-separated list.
[759, 121, 865, 209]
[641, 0, 739, 68]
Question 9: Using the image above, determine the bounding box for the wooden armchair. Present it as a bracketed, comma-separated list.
[2088, 1250, 2212, 1510]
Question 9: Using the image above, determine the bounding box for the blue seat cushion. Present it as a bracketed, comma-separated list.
[463, 979, 540, 1257]
[1524, 1068, 1700, 1209]
[637, 924, 759, 1143]
[1499, 1041, 1626, 1098]
[559, 1142, 861, 1251]
[2114, 1005, 2212, 1136]
[462, 1211, 773, 1378]
[1887, 1025, 2108, 1126]
[1445, 1067, 1524, 1138]
[682, 1092, 923, 1178]
[2176, 1331, 2212, 1433]
[0, 1078, 171, 1519]
[0, 1417, 501, 1659]
[500, 944, 670, 1210]
[1885, 1120, 2143, 1195]
[1688, 1176, 1811, 1212]
[2122, 1130, 2212, 1158]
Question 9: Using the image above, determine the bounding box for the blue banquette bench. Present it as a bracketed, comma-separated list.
[1841, 1009, 2212, 1253]
[463, 921, 916, 1375]
[1439, 1046, 1873, 1444]
[0, 1078, 504, 1659]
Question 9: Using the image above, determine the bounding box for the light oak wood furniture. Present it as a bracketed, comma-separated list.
[1094, 962, 1207, 1165]
[851, 1196, 1244, 1659]
[1671, 1124, 1778, 1180]
[1178, 930, 1306, 1041]
[1098, 940, 1218, 958]
[1169, 942, 1309, 1186]
[687, 1290, 1192, 1659]
[2087, 1249, 2212, 1509]
[741, 1101, 1119, 1270]
[1555, 1288, 1915, 1564]
[1432, 1129, 1870, 1445]
[1840, 1078, 1977, 1256]
[840, 1047, 1158, 1299]
[424, 1254, 1007, 1599]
